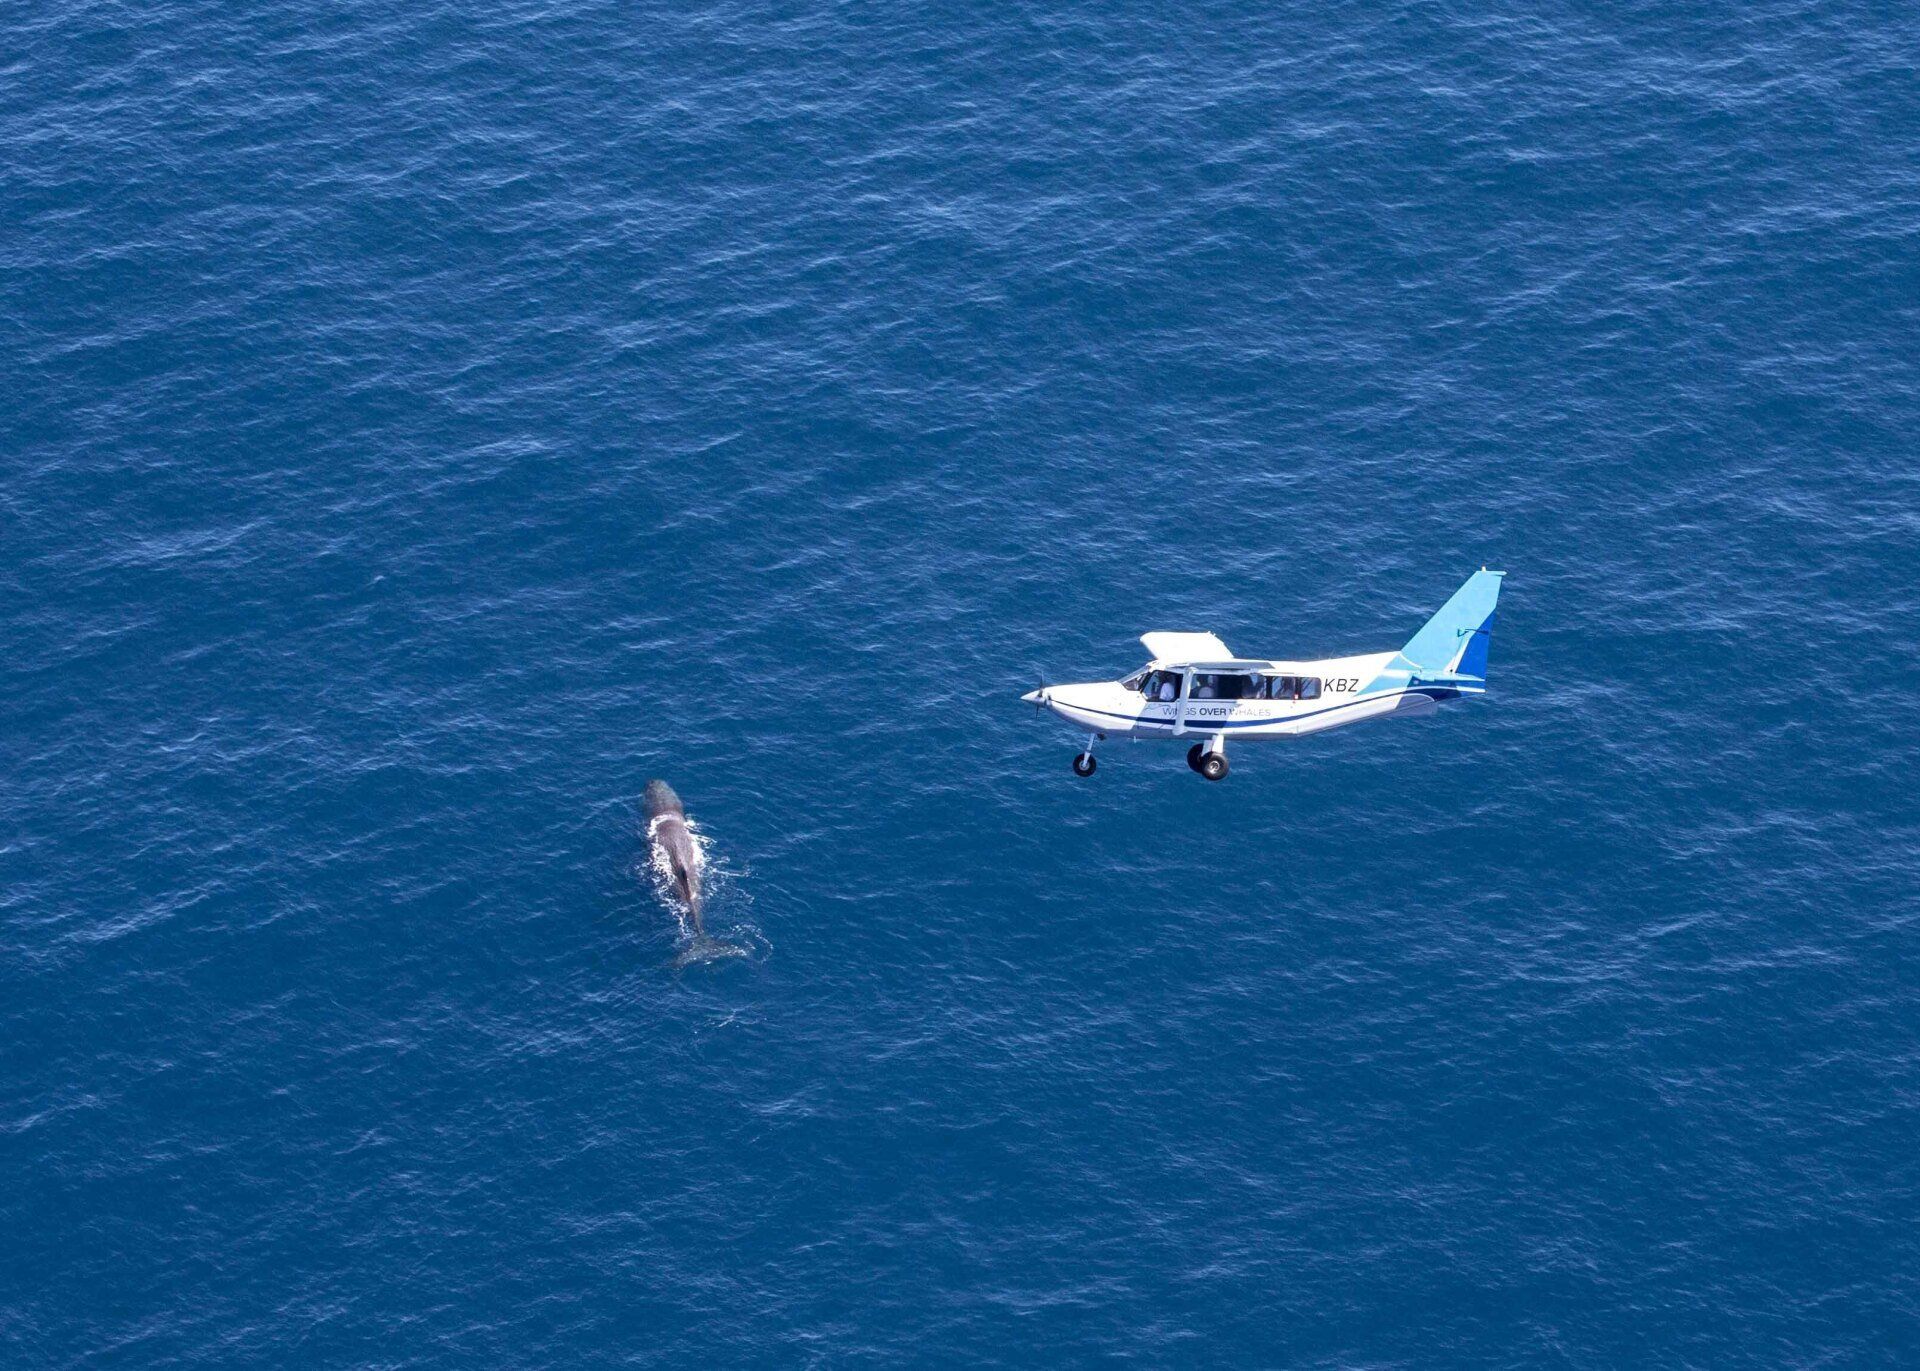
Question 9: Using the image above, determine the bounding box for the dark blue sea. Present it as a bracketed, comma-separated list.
[7, 1, 1919, 1365]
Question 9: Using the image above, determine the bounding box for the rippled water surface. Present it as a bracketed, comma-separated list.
[6, 1, 1919, 1365]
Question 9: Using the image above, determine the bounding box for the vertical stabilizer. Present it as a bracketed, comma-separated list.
[1396, 569, 1504, 680]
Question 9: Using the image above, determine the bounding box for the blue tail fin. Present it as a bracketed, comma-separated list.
[1396, 569, 1504, 681]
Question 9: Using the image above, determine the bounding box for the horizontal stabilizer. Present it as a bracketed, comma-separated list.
[1141, 631, 1233, 663]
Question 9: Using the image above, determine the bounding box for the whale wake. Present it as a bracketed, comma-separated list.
[642, 808, 756, 968]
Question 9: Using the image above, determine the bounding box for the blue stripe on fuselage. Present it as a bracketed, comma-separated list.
[1060, 686, 1460, 731]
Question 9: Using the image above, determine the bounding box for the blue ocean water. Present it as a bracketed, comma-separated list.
[6, 0, 1919, 1364]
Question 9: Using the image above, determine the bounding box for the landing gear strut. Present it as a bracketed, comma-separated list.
[1072, 733, 1100, 777]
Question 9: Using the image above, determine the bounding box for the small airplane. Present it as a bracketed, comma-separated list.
[1021, 569, 1504, 780]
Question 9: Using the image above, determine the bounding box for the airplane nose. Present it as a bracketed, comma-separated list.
[1020, 689, 1045, 705]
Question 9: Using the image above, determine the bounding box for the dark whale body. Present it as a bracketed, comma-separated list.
[644, 780, 744, 965]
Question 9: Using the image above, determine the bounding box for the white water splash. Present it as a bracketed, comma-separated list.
[640, 813, 765, 963]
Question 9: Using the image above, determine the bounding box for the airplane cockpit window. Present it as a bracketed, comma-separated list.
[1120, 669, 1149, 693]
[1143, 670, 1182, 702]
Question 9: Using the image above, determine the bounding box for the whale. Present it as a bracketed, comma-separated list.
[644, 780, 745, 965]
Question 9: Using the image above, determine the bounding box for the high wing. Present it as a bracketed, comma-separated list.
[1140, 631, 1233, 663]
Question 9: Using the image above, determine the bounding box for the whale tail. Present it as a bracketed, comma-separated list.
[673, 935, 748, 969]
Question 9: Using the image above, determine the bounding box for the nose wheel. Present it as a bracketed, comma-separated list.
[1072, 733, 1100, 777]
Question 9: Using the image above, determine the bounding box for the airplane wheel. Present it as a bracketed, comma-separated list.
[1072, 753, 1097, 777]
[1186, 744, 1205, 772]
[1199, 752, 1229, 782]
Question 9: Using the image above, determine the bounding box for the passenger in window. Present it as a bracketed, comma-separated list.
[1155, 674, 1178, 702]
[1192, 674, 1213, 700]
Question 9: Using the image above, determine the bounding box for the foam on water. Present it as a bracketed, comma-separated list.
[643, 812, 760, 965]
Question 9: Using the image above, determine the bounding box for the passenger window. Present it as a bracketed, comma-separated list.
[1299, 677, 1322, 700]
[1270, 676, 1295, 700]
[1191, 674, 1217, 700]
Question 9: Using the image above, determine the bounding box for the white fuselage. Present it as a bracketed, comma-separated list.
[1032, 650, 1471, 742]
[1027, 570, 1502, 778]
